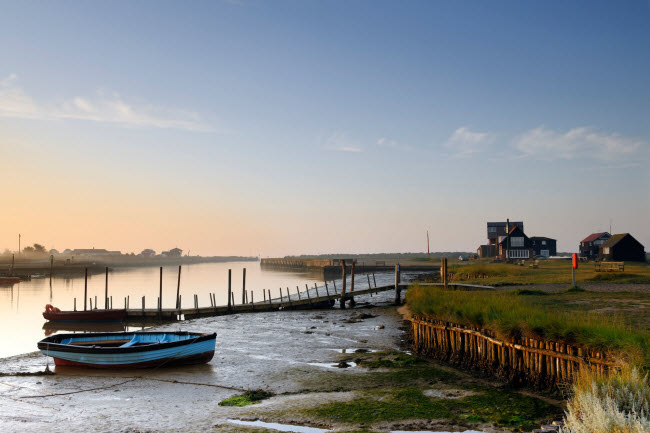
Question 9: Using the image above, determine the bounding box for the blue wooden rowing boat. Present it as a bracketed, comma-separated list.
[37, 331, 216, 368]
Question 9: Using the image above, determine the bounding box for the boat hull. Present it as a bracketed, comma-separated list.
[42, 309, 127, 323]
[38, 331, 216, 369]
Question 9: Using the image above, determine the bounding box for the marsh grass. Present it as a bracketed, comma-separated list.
[445, 260, 650, 286]
[406, 284, 650, 366]
[218, 389, 274, 407]
[561, 368, 650, 433]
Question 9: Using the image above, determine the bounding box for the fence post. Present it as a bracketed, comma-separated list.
[394, 264, 401, 305]
[340, 259, 347, 309]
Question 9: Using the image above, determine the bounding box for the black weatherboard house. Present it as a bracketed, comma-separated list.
[599, 233, 646, 262]
[498, 225, 533, 260]
[487, 221, 524, 257]
[529, 237, 557, 258]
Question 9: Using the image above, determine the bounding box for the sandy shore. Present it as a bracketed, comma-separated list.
[0, 290, 559, 433]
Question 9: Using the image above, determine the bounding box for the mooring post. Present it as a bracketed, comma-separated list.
[296, 286, 301, 300]
[286, 287, 292, 308]
[227, 269, 232, 311]
[84, 267, 88, 311]
[105, 266, 109, 309]
[159, 267, 163, 317]
[441, 258, 448, 289]
[372, 272, 377, 288]
[340, 259, 347, 309]
[314, 283, 319, 299]
[74, 297, 77, 311]
[49, 255, 53, 282]
[127, 295, 129, 309]
[90, 298, 93, 310]
[394, 264, 401, 305]
[367, 273, 371, 289]
[242, 268, 246, 304]
[325, 284, 331, 303]
[176, 265, 182, 309]
[142, 296, 145, 312]
[305, 283, 312, 306]
[230, 292, 234, 306]
[279, 287, 284, 303]
[10, 254, 14, 276]
[349, 261, 356, 307]
[333, 279, 337, 292]
[268, 289, 272, 307]
[110, 296, 113, 309]
[264, 290, 267, 302]
[251, 291, 254, 310]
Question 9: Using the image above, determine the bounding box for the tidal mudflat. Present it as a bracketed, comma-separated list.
[0, 291, 561, 433]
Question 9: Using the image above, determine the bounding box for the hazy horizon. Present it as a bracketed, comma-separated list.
[1, 1, 648, 257]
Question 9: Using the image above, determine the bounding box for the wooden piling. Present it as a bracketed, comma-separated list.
[49, 255, 53, 281]
[349, 262, 356, 307]
[159, 267, 163, 316]
[242, 268, 246, 304]
[176, 265, 182, 309]
[105, 267, 109, 309]
[372, 272, 377, 287]
[296, 286, 301, 300]
[74, 297, 76, 311]
[394, 264, 401, 305]
[90, 298, 93, 310]
[314, 283, 319, 299]
[340, 259, 347, 309]
[286, 287, 292, 308]
[268, 289, 272, 307]
[279, 288, 284, 303]
[305, 284, 312, 305]
[84, 268, 88, 311]
[228, 269, 232, 311]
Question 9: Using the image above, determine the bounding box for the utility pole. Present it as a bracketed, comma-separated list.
[18, 233, 21, 254]
[506, 219, 510, 262]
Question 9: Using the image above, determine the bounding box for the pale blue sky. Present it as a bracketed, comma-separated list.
[1, 1, 648, 256]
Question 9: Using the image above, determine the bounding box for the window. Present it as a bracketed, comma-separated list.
[488, 227, 496, 233]
[511, 237, 524, 247]
[541, 240, 546, 245]
[541, 250, 550, 257]
[595, 240, 604, 245]
[507, 249, 529, 259]
[603, 247, 610, 255]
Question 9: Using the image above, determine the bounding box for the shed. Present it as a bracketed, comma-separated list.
[598, 233, 646, 262]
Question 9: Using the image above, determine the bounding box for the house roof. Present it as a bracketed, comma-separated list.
[581, 232, 609, 243]
[600, 233, 630, 249]
[487, 221, 523, 227]
[529, 237, 556, 241]
[499, 226, 527, 245]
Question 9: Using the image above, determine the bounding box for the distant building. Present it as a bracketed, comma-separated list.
[162, 248, 183, 258]
[579, 232, 611, 260]
[498, 225, 533, 260]
[486, 221, 524, 257]
[530, 237, 557, 258]
[140, 249, 156, 257]
[477, 245, 490, 258]
[599, 234, 646, 262]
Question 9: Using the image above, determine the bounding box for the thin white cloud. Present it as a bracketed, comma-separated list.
[444, 126, 495, 157]
[377, 137, 412, 151]
[0, 74, 213, 132]
[512, 126, 644, 161]
[323, 132, 363, 153]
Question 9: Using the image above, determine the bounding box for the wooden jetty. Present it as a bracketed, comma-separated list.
[67, 260, 492, 324]
[260, 257, 440, 279]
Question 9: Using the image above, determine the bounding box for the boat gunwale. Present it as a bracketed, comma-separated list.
[38, 331, 217, 354]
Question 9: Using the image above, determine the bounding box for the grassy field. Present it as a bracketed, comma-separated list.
[444, 259, 650, 286]
[406, 285, 650, 367]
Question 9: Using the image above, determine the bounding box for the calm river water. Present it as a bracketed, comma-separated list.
[0, 261, 397, 358]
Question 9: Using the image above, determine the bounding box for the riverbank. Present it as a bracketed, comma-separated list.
[0, 256, 259, 278]
[0, 290, 561, 433]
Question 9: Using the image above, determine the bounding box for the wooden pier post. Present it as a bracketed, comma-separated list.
[94, 296, 97, 309]
[441, 258, 448, 289]
[349, 262, 356, 307]
[394, 264, 401, 305]
[105, 267, 109, 309]
[127, 295, 129, 309]
[110, 296, 113, 309]
[314, 283, 319, 299]
[372, 272, 377, 287]
[250, 291, 254, 310]
[296, 286, 301, 300]
[325, 285, 331, 302]
[159, 267, 163, 316]
[49, 255, 53, 282]
[268, 289, 272, 307]
[74, 297, 76, 311]
[242, 268, 246, 304]
[305, 284, 312, 306]
[279, 287, 284, 303]
[176, 265, 182, 309]
[367, 274, 372, 289]
[286, 287, 292, 308]
[228, 269, 232, 311]
[230, 292, 234, 306]
[10, 254, 14, 276]
[340, 259, 347, 309]
[90, 298, 93, 310]
[333, 279, 337, 292]
[84, 268, 88, 311]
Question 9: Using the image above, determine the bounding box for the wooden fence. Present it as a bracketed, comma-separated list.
[410, 316, 619, 387]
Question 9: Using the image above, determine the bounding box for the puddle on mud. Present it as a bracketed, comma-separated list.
[227, 419, 330, 433]
[306, 361, 358, 369]
[331, 348, 377, 353]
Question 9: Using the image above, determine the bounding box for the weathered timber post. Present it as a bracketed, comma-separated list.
[367, 274, 372, 289]
[372, 272, 377, 287]
[314, 283, 319, 299]
[305, 284, 312, 306]
[286, 287, 292, 308]
[264, 290, 266, 302]
[333, 279, 337, 292]
[394, 264, 401, 305]
[84, 267, 88, 311]
[340, 259, 347, 309]
[441, 258, 448, 289]
[74, 297, 77, 311]
[242, 268, 246, 304]
[296, 286, 301, 300]
[349, 261, 356, 307]
[268, 289, 272, 307]
[105, 267, 109, 309]
[279, 287, 284, 303]
[49, 255, 53, 282]
[228, 269, 232, 311]
[10, 254, 14, 276]
[176, 265, 182, 309]
[159, 267, 163, 317]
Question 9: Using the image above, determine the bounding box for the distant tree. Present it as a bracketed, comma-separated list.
[33, 244, 47, 254]
[23, 246, 35, 254]
[1, 249, 11, 257]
